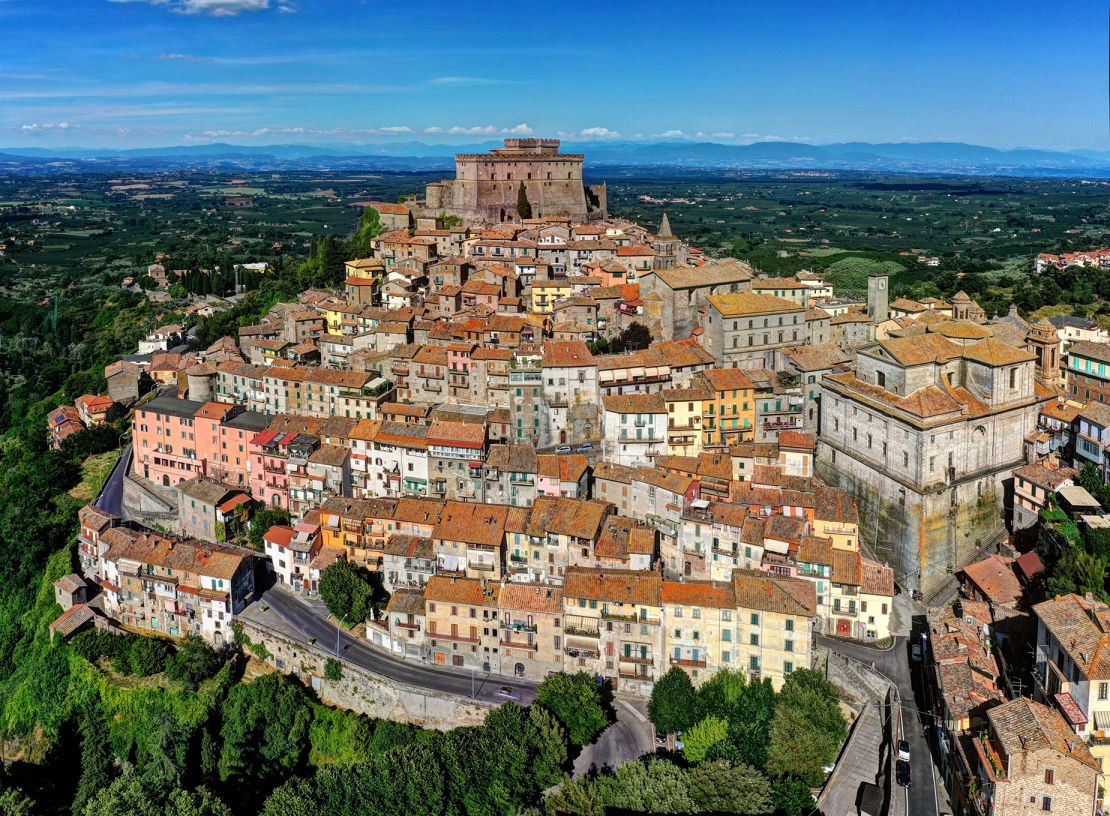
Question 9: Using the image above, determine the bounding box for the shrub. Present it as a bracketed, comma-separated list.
[165, 635, 223, 688]
[127, 636, 172, 676]
[324, 658, 342, 682]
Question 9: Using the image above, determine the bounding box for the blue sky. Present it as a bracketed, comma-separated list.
[1, 0, 1107, 150]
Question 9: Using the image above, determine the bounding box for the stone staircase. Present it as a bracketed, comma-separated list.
[923, 524, 1009, 608]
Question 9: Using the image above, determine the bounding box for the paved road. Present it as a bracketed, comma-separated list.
[574, 697, 654, 777]
[253, 584, 539, 705]
[817, 632, 938, 816]
[94, 441, 130, 517]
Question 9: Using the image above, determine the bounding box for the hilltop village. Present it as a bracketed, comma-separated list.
[46, 139, 1110, 814]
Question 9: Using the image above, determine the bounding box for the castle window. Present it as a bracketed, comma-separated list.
[877, 371, 886, 388]
[1009, 368, 1017, 388]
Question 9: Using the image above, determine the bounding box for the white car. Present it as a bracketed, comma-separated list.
[898, 740, 911, 761]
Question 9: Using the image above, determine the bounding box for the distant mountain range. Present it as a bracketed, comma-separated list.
[2, 140, 1109, 176]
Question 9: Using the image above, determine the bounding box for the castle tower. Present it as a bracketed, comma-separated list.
[867, 270, 889, 323]
[653, 212, 683, 270]
[1026, 317, 1061, 380]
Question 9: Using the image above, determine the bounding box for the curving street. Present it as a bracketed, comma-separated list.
[817, 629, 940, 816]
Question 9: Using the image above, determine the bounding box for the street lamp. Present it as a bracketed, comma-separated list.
[335, 613, 348, 657]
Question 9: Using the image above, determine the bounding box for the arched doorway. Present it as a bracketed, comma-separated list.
[514, 662, 525, 677]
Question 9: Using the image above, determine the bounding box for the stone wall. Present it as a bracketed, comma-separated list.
[817, 441, 1007, 595]
[237, 615, 494, 730]
[122, 472, 180, 532]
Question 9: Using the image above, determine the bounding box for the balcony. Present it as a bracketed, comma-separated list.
[618, 668, 654, 681]
[670, 657, 707, 668]
[470, 561, 496, 572]
[427, 631, 480, 644]
[601, 609, 639, 622]
[564, 646, 600, 659]
[500, 639, 538, 651]
[564, 617, 600, 637]
[619, 654, 654, 665]
[504, 621, 538, 633]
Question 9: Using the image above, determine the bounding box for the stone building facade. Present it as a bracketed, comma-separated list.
[817, 330, 1049, 595]
[424, 139, 606, 224]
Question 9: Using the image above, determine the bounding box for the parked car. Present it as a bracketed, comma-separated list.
[555, 445, 572, 454]
[898, 740, 910, 761]
[896, 760, 911, 788]
[497, 686, 516, 699]
[575, 442, 594, 452]
[911, 644, 923, 662]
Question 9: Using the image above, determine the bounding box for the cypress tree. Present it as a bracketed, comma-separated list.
[516, 181, 532, 220]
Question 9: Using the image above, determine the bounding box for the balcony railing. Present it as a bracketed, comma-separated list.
[670, 657, 707, 668]
[564, 646, 600, 659]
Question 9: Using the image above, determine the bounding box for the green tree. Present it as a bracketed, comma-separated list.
[218, 673, 313, 792]
[686, 760, 773, 814]
[73, 703, 117, 816]
[261, 778, 318, 816]
[648, 666, 699, 736]
[319, 560, 376, 623]
[1046, 545, 1109, 602]
[1078, 462, 1103, 498]
[535, 672, 609, 747]
[682, 715, 728, 763]
[81, 773, 231, 816]
[543, 776, 603, 816]
[165, 635, 222, 688]
[594, 758, 695, 813]
[772, 776, 817, 816]
[610, 321, 652, 353]
[128, 636, 172, 676]
[248, 508, 290, 551]
[0, 789, 34, 816]
[516, 182, 532, 220]
[347, 206, 383, 258]
[767, 669, 846, 786]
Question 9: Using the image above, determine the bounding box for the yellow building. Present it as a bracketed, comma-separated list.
[812, 486, 860, 552]
[662, 385, 712, 457]
[530, 279, 573, 314]
[661, 579, 736, 685]
[694, 368, 756, 447]
[318, 496, 399, 572]
[563, 568, 664, 694]
[423, 575, 499, 670]
[731, 569, 817, 690]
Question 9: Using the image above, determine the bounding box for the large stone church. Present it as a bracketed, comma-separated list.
[423, 138, 607, 224]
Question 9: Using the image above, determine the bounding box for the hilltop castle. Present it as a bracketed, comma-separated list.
[423, 138, 607, 224]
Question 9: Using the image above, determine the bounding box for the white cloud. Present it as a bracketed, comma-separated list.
[570, 127, 622, 140]
[437, 123, 532, 136]
[709, 131, 736, 139]
[108, 0, 274, 15]
[654, 129, 687, 139]
[20, 121, 75, 131]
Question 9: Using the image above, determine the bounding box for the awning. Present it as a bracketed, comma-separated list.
[1054, 692, 1088, 726]
[1094, 709, 1110, 732]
